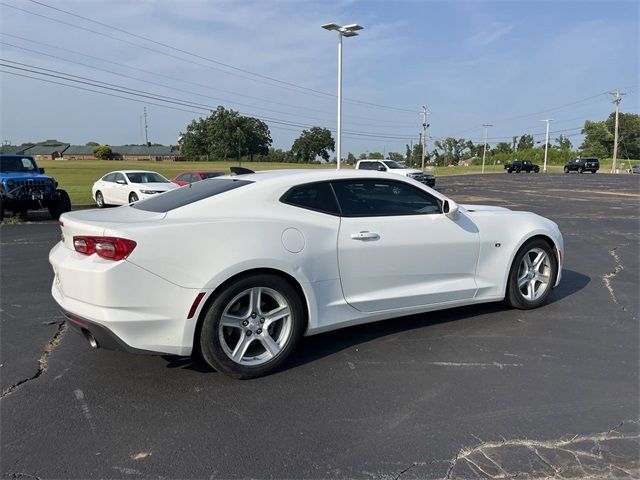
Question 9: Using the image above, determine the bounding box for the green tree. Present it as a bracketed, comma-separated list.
[605, 112, 640, 159]
[180, 106, 272, 160]
[517, 134, 534, 151]
[346, 152, 356, 165]
[368, 152, 384, 159]
[555, 134, 573, 151]
[433, 137, 471, 165]
[388, 152, 404, 162]
[580, 120, 613, 158]
[291, 127, 335, 162]
[93, 145, 113, 160]
[494, 142, 512, 154]
[86, 141, 99, 147]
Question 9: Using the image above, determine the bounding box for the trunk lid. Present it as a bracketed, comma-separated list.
[59, 206, 166, 250]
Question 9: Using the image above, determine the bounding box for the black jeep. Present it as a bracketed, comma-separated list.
[0, 154, 71, 221]
[564, 157, 599, 174]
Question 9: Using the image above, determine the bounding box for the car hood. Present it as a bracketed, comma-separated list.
[1, 172, 52, 181]
[131, 182, 178, 191]
[459, 204, 511, 212]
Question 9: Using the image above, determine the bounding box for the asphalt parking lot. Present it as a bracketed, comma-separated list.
[1, 172, 638, 479]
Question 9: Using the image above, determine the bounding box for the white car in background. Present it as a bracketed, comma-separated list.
[51, 169, 563, 379]
[91, 170, 178, 207]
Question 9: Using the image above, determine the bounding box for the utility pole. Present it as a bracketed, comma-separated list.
[481, 124, 492, 174]
[409, 139, 413, 167]
[610, 89, 625, 173]
[418, 132, 422, 168]
[421, 105, 428, 171]
[540, 119, 552, 173]
[143, 107, 150, 160]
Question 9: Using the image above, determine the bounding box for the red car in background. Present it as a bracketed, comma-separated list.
[171, 170, 224, 186]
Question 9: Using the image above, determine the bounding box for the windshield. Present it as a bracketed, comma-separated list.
[0, 156, 38, 172]
[383, 160, 405, 169]
[125, 172, 169, 184]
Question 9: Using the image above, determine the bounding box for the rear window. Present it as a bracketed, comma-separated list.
[132, 178, 252, 212]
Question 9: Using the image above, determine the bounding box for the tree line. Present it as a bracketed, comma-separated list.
[179, 106, 639, 165]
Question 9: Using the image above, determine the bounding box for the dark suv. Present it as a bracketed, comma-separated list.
[564, 157, 599, 174]
[0, 154, 71, 221]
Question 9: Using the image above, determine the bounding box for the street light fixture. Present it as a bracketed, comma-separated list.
[322, 22, 363, 169]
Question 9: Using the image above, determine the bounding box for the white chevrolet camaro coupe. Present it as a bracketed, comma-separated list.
[50, 169, 563, 378]
[91, 170, 178, 207]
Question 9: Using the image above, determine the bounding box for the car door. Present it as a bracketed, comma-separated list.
[333, 179, 480, 313]
[112, 172, 129, 204]
[99, 173, 117, 204]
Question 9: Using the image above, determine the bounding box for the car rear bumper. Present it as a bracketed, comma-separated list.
[49, 242, 209, 356]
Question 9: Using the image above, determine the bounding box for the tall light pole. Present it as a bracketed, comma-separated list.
[322, 22, 363, 170]
[481, 124, 492, 174]
[540, 119, 552, 173]
[610, 89, 625, 173]
[421, 105, 429, 171]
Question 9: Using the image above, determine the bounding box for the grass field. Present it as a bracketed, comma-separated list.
[36, 158, 624, 205]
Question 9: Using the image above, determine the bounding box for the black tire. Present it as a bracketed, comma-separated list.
[506, 169, 512, 173]
[129, 192, 139, 203]
[199, 274, 305, 379]
[591, 170, 597, 174]
[578, 166, 584, 174]
[95, 191, 106, 208]
[564, 166, 569, 173]
[533, 167, 539, 173]
[48, 189, 71, 220]
[505, 238, 557, 310]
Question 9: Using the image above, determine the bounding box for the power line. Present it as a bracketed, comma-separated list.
[0, 66, 416, 142]
[0, 33, 418, 128]
[6, 1, 417, 114]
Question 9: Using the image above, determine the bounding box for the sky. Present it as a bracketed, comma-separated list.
[0, 0, 638, 156]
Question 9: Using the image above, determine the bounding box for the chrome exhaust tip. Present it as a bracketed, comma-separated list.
[83, 330, 99, 349]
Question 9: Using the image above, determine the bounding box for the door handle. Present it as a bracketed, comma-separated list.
[350, 231, 380, 240]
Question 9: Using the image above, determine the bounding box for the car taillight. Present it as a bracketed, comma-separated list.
[73, 236, 137, 260]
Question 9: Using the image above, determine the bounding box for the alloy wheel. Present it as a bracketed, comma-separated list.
[516, 247, 552, 301]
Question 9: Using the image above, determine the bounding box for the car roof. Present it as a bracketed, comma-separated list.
[104, 170, 164, 175]
[230, 168, 417, 186]
[176, 170, 222, 174]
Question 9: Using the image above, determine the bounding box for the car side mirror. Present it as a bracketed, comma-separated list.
[116, 179, 127, 185]
[443, 199, 459, 217]
[39, 168, 45, 174]
[377, 165, 386, 171]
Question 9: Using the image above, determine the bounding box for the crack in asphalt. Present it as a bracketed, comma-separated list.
[5, 473, 42, 480]
[601, 247, 625, 310]
[436, 419, 640, 479]
[0, 322, 67, 398]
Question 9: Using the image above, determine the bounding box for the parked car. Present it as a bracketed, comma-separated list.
[504, 160, 540, 173]
[628, 165, 640, 174]
[92, 170, 178, 207]
[171, 170, 224, 186]
[51, 169, 563, 379]
[0, 154, 71, 221]
[355, 159, 436, 187]
[564, 157, 599, 174]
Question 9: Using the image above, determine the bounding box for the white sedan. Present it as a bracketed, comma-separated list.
[51, 169, 563, 379]
[91, 170, 178, 207]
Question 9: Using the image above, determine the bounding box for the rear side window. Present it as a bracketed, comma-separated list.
[133, 178, 252, 212]
[280, 181, 340, 216]
[358, 161, 382, 170]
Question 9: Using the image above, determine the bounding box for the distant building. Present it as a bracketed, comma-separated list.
[1, 141, 183, 161]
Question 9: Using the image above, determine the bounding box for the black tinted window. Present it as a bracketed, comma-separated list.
[281, 182, 339, 215]
[358, 162, 381, 171]
[331, 179, 441, 217]
[133, 178, 252, 213]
